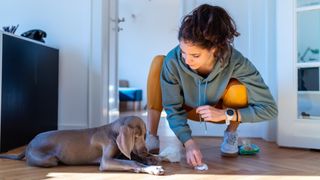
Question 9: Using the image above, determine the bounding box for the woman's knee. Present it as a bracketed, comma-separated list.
[147, 55, 165, 112]
[222, 79, 248, 108]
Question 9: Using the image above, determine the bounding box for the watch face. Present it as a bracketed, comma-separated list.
[227, 109, 234, 116]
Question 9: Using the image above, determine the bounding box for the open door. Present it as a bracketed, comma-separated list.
[89, 0, 119, 127]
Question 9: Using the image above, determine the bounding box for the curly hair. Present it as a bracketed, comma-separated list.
[178, 4, 240, 65]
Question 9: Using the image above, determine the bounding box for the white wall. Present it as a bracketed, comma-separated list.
[118, 0, 180, 107]
[0, 0, 91, 129]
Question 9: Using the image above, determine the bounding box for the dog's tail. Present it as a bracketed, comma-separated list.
[0, 151, 25, 160]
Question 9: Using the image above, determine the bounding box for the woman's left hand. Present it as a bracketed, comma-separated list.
[196, 105, 226, 123]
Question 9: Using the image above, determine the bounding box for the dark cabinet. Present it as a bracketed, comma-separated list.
[0, 32, 59, 152]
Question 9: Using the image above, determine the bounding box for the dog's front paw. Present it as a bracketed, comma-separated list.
[142, 165, 165, 175]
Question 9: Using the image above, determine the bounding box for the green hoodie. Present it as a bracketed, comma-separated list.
[160, 45, 278, 144]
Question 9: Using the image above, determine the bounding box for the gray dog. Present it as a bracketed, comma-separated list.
[0, 116, 164, 175]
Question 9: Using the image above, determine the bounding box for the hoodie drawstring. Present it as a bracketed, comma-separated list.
[198, 80, 208, 134]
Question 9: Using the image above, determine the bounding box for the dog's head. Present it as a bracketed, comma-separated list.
[116, 116, 148, 158]
[116, 116, 158, 165]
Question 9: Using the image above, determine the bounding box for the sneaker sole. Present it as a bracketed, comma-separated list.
[221, 151, 238, 157]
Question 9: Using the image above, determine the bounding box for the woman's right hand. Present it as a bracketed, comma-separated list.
[184, 139, 203, 167]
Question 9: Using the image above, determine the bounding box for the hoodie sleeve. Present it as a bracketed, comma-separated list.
[160, 58, 192, 144]
[232, 57, 278, 123]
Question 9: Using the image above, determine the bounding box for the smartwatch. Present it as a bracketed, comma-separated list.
[225, 108, 235, 125]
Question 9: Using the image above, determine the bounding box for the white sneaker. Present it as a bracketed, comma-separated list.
[146, 132, 160, 154]
[220, 131, 239, 157]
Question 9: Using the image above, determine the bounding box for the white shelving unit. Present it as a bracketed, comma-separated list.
[277, 0, 320, 150]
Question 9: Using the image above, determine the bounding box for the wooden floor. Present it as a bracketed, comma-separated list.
[1, 111, 320, 180]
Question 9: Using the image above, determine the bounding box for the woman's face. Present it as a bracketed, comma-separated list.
[179, 40, 215, 70]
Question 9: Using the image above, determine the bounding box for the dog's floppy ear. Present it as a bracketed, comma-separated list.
[116, 126, 135, 159]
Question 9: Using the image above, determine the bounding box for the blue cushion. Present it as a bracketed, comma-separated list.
[119, 88, 142, 101]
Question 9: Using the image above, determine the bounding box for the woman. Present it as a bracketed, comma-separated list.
[146, 4, 277, 167]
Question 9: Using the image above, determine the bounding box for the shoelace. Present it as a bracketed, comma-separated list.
[226, 133, 238, 145]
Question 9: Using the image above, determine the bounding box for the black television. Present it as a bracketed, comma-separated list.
[0, 31, 59, 152]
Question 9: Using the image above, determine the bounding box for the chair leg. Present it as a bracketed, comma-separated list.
[138, 101, 141, 111]
[133, 101, 137, 111]
[132, 101, 141, 111]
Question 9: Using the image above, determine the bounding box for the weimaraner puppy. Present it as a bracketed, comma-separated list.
[0, 116, 164, 175]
